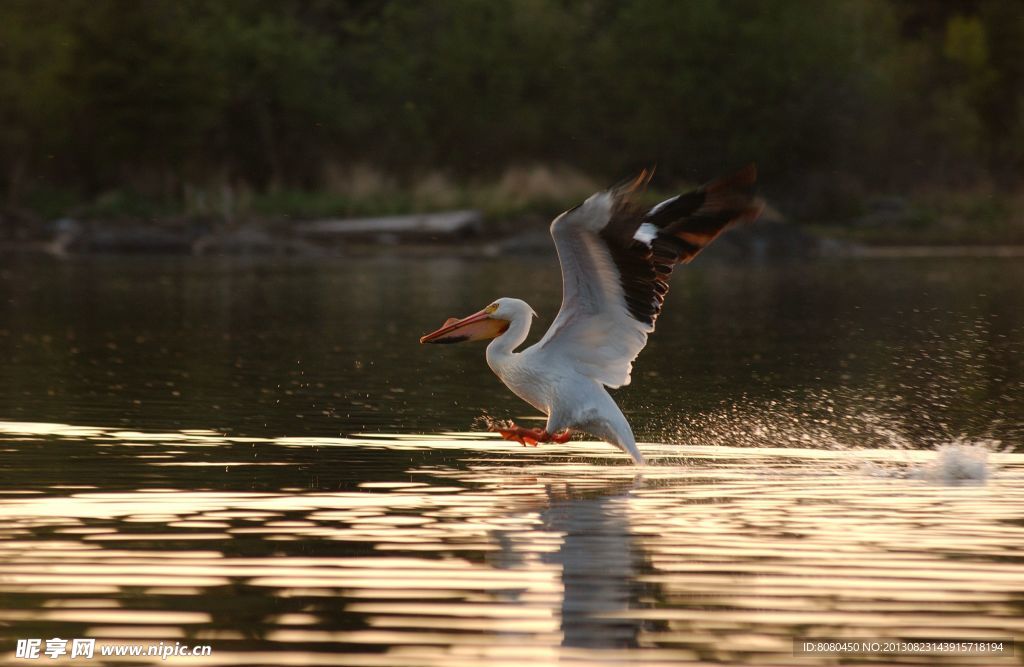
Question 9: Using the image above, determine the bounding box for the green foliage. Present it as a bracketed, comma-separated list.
[249, 190, 415, 220]
[1, 0, 1022, 220]
[77, 189, 181, 221]
[812, 189, 1024, 245]
[0, 1, 75, 204]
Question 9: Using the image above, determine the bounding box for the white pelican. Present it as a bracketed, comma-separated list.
[421, 166, 763, 464]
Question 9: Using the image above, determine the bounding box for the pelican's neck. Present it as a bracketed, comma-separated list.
[485, 313, 531, 368]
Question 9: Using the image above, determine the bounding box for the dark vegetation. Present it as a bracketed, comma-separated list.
[1, 0, 1023, 242]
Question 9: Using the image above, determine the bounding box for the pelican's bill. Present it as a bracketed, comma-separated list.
[420, 311, 510, 344]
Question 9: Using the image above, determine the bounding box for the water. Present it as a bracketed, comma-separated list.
[0, 255, 1022, 665]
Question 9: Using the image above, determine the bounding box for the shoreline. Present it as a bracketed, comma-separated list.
[846, 244, 1024, 258]
[3, 235, 1023, 261]
[3, 208, 1023, 260]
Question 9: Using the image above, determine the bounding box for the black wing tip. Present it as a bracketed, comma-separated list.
[702, 163, 758, 195]
[604, 163, 761, 325]
[701, 162, 764, 225]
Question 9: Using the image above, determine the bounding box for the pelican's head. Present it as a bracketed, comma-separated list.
[419, 298, 536, 344]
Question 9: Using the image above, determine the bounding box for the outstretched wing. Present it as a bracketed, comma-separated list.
[535, 165, 762, 388]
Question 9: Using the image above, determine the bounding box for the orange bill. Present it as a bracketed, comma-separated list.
[419, 310, 509, 344]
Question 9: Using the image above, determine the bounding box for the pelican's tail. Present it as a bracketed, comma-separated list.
[615, 435, 646, 466]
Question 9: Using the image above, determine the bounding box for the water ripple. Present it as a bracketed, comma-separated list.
[0, 420, 1022, 664]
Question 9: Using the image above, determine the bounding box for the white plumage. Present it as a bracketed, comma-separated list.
[421, 166, 762, 464]
[633, 222, 660, 246]
[537, 194, 653, 389]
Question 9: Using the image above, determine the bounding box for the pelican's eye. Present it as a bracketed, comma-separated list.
[484, 304, 498, 314]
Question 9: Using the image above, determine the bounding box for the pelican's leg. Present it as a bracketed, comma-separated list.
[488, 422, 570, 447]
[491, 423, 545, 446]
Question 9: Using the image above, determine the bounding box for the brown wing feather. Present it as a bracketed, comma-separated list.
[599, 164, 763, 326]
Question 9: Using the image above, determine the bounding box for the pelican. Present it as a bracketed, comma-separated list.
[420, 166, 763, 464]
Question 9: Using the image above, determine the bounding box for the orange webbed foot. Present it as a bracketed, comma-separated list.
[488, 422, 571, 447]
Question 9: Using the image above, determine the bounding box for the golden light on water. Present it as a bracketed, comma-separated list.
[1, 420, 1022, 665]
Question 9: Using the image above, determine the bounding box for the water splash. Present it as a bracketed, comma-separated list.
[472, 413, 507, 432]
[649, 391, 915, 452]
[909, 440, 993, 484]
[640, 390, 1015, 483]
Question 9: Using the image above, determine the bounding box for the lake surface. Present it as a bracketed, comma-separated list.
[0, 254, 1022, 665]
